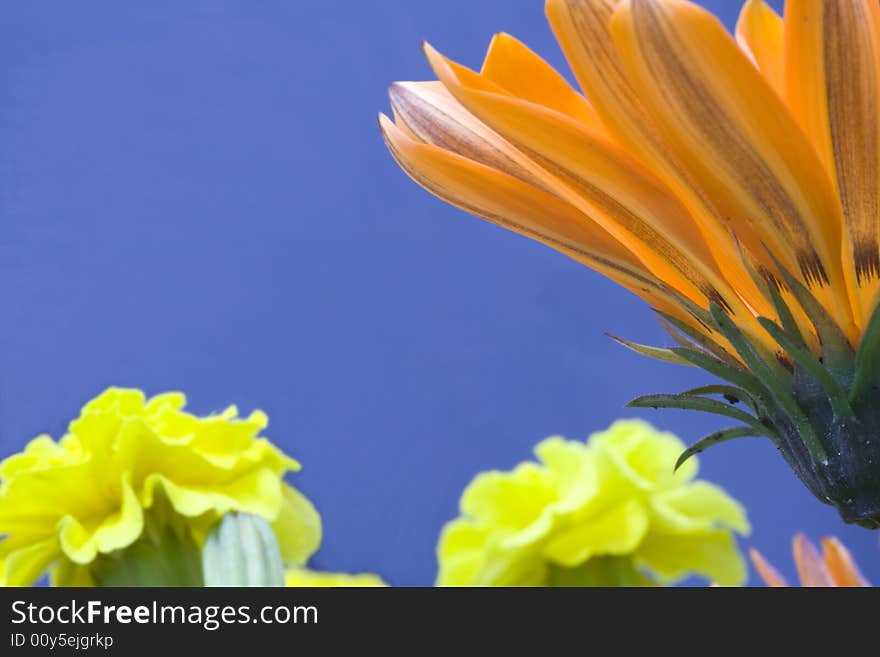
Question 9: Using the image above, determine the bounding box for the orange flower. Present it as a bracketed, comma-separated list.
[750, 534, 870, 587]
[379, 0, 880, 528]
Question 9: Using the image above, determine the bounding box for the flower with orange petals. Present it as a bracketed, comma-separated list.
[380, 0, 880, 527]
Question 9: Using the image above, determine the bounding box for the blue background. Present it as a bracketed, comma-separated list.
[1, 0, 877, 586]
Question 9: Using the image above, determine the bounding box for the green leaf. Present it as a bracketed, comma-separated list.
[607, 334, 694, 366]
[627, 393, 764, 429]
[850, 300, 880, 409]
[757, 316, 854, 418]
[675, 427, 764, 471]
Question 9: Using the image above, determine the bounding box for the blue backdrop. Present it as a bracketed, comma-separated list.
[1, 0, 876, 586]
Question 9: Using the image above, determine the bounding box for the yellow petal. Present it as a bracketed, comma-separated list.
[610, 0, 852, 333]
[142, 468, 282, 521]
[636, 528, 747, 586]
[271, 484, 322, 567]
[436, 520, 490, 586]
[481, 32, 608, 133]
[735, 0, 785, 96]
[533, 436, 597, 511]
[591, 418, 697, 490]
[650, 481, 751, 535]
[542, 498, 649, 566]
[285, 569, 386, 587]
[785, 0, 880, 327]
[460, 464, 556, 531]
[57, 475, 144, 564]
[2, 539, 60, 587]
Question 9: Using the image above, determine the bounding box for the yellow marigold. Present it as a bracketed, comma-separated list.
[0, 388, 321, 586]
[285, 570, 387, 587]
[438, 419, 749, 586]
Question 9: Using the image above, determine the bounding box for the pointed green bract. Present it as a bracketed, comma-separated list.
[607, 334, 694, 366]
[850, 301, 880, 409]
[758, 316, 853, 418]
[627, 393, 765, 430]
[674, 427, 763, 471]
[764, 277, 809, 351]
[202, 512, 285, 587]
[655, 311, 740, 367]
[708, 304, 785, 382]
[614, 284, 880, 525]
[710, 304, 827, 463]
[766, 252, 854, 373]
[670, 347, 763, 397]
[679, 385, 759, 414]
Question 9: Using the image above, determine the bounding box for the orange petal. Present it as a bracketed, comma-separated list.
[610, 0, 853, 335]
[821, 537, 870, 587]
[427, 46, 724, 306]
[388, 81, 548, 191]
[481, 33, 608, 134]
[785, 0, 880, 329]
[735, 0, 785, 97]
[379, 113, 687, 317]
[792, 533, 835, 587]
[545, 0, 774, 323]
[748, 548, 789, 587]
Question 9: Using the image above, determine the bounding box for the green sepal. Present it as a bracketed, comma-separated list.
[766, 251, 854, 372]
[671, 293, 718, 331]
[654, 311, 740, 367]
[607, 334, 694, 366]
[627, 393, 764, 430]
[849, 300, 880, 409]
[735, 245, 810, 351]
[202, 512, 285, 587]
[670, 347, 764, 397]
[709, 303, 787, 381]
[675, 426, 764, 471]
[710, 304, 827, 463]
[763, 276, 809, 351]
[757, 316, 854, 418]
[91, 525, 203, 587]
[680, 384, 759, 414]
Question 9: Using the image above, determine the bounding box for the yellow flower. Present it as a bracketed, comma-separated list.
[438, 420, 749, 586]
[0, 388, 321, 586]
[750, 534, 870, 587]
[285, 570, 387, 587]
[379, 0, 880, 527]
